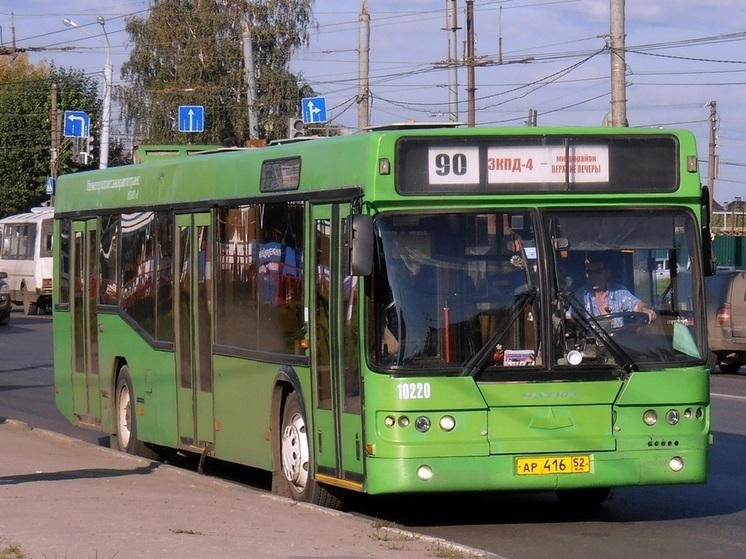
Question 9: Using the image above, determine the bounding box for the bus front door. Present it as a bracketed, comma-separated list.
[310, 203, 364, 489]
[174, 213, 215, 450]
[70, 219, 101, 425]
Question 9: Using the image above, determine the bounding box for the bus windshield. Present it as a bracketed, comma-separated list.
[369, 209, 704, 376]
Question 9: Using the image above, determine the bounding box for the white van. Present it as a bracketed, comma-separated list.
[0, 207, 54, 314]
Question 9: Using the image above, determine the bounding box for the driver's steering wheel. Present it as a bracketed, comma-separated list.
[594, 311, 650, 330]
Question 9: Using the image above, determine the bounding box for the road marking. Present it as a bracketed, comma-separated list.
[711, 392, 746, 402]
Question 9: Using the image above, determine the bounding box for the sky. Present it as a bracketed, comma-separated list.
[1, 0, 744, 204]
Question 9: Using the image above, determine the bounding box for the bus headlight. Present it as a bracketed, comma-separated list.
[415, 416, 431, 432]
[439, 415, 456, 432]
[669, 456, 684, 472]
[416, 465, 433, 481]
[643, 409, 658, 426]
[666, 409, 680, 425]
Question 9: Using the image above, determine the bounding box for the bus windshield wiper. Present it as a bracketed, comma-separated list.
[462, 286, 537, 377]
[561, 290, 638, 376]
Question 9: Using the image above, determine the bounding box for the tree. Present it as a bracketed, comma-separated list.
[0, 55, 101, 215]
[117, 0, 315, 144]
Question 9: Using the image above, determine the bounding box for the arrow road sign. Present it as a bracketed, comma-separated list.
[302, 96, 327, 124]
[178, 105, 205, 133]
[63, 110, 90, 138]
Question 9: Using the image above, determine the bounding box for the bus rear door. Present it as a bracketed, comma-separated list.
[70, 219, 101, 425]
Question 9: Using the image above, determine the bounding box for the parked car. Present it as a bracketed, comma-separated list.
[705, 269, 746, 373]
[0, 271, 11, 325]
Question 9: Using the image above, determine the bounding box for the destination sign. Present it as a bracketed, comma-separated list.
[396, 135, 678, 195]
[261, 157, 301, 192]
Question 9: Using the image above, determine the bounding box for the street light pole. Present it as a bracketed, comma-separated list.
[63, 16, 112, 168]
[97, 17, 112, 169]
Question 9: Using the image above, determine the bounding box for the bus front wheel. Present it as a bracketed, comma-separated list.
[279, 391, 342, 509]
[112, 365, 158, 460]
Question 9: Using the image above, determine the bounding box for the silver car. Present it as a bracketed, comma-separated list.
[706, 269, 746, 373]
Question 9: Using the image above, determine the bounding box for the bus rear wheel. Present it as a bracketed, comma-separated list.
[21, 285, 37, 316]
[278, 391, 342, 509]
[112, 365, 158, 460]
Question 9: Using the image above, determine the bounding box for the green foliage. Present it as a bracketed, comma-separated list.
[0, 55, 102, 216]
[117, 0, 315, 144]
[0, 544, 25, 559]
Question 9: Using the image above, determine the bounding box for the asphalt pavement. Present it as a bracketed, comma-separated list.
[0, 418, 500, 559]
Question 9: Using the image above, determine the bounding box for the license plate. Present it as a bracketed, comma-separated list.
[516, 455, 591, 475]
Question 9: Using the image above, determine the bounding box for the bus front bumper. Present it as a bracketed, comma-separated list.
[363, 448, 709, 495]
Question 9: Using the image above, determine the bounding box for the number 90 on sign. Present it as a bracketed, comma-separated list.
[428, 147, 479, 185]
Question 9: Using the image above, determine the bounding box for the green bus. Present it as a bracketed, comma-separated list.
[54, 125, 715, 508]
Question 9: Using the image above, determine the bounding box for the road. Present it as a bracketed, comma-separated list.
[1, 310, 744, 559]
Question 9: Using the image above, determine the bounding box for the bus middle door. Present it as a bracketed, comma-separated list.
[175, 213, 215, 450]
[311, 203, 364, 489]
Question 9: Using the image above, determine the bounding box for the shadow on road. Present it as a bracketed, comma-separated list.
[0, 462, 160, 485]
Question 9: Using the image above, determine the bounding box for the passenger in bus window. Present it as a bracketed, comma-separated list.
[581, 258, 657, 322]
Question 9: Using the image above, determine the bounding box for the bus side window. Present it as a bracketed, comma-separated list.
[2, 225, 10, 257]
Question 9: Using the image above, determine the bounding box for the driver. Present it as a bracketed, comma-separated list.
[582, 258, 657, 322]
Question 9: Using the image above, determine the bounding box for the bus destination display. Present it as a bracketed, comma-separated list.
[396, 135, 678, 194]
[428, 145, 610, 185]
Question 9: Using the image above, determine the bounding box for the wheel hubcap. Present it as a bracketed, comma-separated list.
[281, 412, 309, 492]
[117, 385, 132, 449]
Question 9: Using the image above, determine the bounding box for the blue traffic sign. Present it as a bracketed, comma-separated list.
[302, 96, 327, 124]
[178, 105, 205, 133]
[63, 110, 90, 138]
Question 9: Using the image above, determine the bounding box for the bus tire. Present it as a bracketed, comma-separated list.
[112, 365, 158, 460]
[278, 391, 343, 509]
[21, 285, 37, 316]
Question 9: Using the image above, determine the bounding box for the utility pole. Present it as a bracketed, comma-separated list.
[707, 100, 718, 213]
[243, 20, 260, 143]
[437, 2, 531, 126]
[446, 0, 459, 122]
[527, 109, 537, 127]
[466, 0, 476, 127]
[49, 84, 60, 205]
[358, 1, 370, 129]
[609, 0, 628, 127]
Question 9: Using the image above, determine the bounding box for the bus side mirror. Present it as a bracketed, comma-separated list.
[349, 214, 374, 276]
[701, 185, 717, 277]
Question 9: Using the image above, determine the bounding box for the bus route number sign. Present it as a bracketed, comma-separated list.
[428, 147, 480, 185]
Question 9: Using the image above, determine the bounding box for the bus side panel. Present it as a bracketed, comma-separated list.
[53, 311, 74, 421]
[96, 313, 179, 447]
[212, 355, 304, 470]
